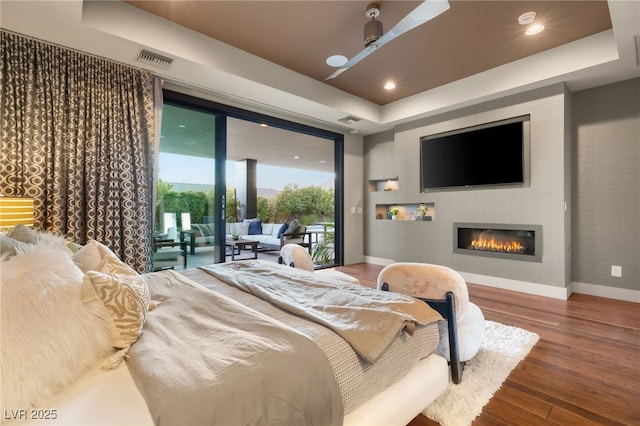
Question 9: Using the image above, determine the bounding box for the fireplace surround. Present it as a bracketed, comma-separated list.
[453, 222, 542, 262]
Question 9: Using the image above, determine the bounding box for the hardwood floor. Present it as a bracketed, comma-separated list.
[335, 263, 640, 426]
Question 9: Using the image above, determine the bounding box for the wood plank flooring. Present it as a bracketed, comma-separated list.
[334, 263, 640, 426]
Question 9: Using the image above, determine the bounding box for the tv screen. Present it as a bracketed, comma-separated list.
[420, 120, 525, 191]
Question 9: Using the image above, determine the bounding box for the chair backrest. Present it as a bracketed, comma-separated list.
[279, 243, 314, 272]
[282, 225, 306, 244]
[377, 262, 469, 319]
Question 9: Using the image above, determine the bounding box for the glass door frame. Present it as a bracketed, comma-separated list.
[163, 89, 345, 267]
[159, 96, 227, 264]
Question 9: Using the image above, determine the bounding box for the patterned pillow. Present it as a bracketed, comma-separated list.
[83, 253, 151, 369]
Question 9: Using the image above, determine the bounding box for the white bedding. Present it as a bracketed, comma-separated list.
[3, 230, 449, 425]
[15, 262, 448, 426]
[20, 363, 152, 426]
[22, 355, 446, 426]
[184, 265, 442, 415]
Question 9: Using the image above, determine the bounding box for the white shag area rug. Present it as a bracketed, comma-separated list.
[422, 320, 540, 426]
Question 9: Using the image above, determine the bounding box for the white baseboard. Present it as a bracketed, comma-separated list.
[363, 256, 394, 266]
[460, 272, 571, 300]
[361, 258, 639, 303]
[571, 281, 640, 303]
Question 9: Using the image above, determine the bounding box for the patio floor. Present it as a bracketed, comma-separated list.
[173, 245, 281, 272]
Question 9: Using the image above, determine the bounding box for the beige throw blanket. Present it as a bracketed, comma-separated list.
[127, 270, 343, 426]
[200, 261, 442, 364]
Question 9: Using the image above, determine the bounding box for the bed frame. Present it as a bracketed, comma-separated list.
[381, 283, 462, 384]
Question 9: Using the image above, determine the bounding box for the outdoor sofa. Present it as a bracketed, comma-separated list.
[181, 220, 308, 255]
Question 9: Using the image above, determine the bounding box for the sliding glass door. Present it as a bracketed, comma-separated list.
[154, 102, 225, 270]
[226, 117, 338, 266]
[155, 89, 344, 271]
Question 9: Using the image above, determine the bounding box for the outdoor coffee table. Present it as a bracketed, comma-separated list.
[225, 238, 258, 261]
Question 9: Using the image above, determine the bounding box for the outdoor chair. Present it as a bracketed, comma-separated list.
[152, 238, 187, 271]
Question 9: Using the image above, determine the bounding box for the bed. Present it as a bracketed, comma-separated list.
[1, 230, 453, 426]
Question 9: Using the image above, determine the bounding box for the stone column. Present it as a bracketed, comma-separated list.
[235, 158, 257, 220]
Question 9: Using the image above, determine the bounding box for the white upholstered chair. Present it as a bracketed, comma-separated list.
[278, 244, 360, 284]
[376, 262, 485, 382]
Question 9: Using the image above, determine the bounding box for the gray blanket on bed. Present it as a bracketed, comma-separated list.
[200, 261, 442, 364]
[127, 270, 343, 426]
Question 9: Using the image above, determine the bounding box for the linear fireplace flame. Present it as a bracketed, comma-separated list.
[469, 233, 525, 254]
[453, 223, 542, 262]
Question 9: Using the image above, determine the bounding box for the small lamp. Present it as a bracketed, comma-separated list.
[0, 196, 35, 230]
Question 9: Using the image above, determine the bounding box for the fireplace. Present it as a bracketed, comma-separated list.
[453, 223, 542, 262]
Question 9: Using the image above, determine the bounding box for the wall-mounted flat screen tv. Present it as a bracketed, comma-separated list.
[420, 118, 526, 191]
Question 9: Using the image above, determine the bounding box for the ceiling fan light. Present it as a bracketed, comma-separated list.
[326, 55, 348, 67]
[526, 24, 544, 35]
[364, 19, 383, 47]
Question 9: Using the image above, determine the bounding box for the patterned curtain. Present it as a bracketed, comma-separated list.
[0, 31, 157, 273]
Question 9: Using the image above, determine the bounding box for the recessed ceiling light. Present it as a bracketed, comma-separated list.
[326, 55, 348, 67]
[526, 24, 544, 35]
[384, 81, 396, 90]
[319, 160, 327, 163]
[293, 156, 300, 159]
[259, 123, 268, 127]
[518, 11, 536, 25]
[178, 124, 186, 128]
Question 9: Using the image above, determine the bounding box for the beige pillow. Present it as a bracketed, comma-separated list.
[285, 219, 299, 236]
[83, 253, 151, 368]
[0, 235, 30, 259]
[6, 224, 39, 244]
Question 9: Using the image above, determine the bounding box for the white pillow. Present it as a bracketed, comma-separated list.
[1, 244, 112, 410]
[72, 240, 118, 272]
[237, 222, 250, 236]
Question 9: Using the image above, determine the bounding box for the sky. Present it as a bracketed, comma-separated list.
[158, 152, 334, 190]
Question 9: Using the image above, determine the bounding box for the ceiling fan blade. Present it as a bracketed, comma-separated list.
[326, 0, 450, 80]
[379, 0, 450, 46]
[326, 46, 376, 80]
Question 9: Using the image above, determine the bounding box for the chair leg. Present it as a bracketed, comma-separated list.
[444, 292, 463, 384]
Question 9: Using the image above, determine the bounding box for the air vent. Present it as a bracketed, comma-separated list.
[338, 116, 362, 124]
[136, 49, 174, 69]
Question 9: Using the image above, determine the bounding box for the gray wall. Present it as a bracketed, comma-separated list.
[364, 84, 571, 289]
[571, 77, 640, 291]
[364, 77, 640, 294]
[343, 131, 365, 265]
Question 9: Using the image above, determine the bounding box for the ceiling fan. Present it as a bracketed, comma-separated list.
[326, 0, 450, 80]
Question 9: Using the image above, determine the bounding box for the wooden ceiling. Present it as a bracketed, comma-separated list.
[124, 1, 612, 106]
